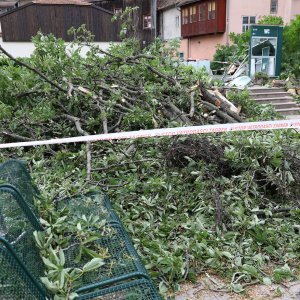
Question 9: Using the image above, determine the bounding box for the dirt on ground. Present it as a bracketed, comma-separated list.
[175, 274, 300, 300]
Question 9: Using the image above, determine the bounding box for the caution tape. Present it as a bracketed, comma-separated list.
[0, 119, 299, 149]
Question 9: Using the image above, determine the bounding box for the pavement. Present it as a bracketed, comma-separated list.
[175, 274, 300, 300]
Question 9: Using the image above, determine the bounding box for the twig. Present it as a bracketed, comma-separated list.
[92, 158, 158, 171]
[61, 114, 91, 180]
[61, 114, 89, 136]
[0, 45, 67, 93]
[2, 131, 31, 142]
[108, 115, 123, 133]
[241, 279, 260, 288]
[11, 231, 26, 245]
[90, 181, 129, 188]
[146, 64, 178, 86]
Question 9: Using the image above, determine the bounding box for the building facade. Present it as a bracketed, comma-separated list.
[157, 0, 181, 40]
[94, 0, 157, 46]
[158, 0, 300, 61]
[0, 0, 121, 42]
[0, 0, 157, 45]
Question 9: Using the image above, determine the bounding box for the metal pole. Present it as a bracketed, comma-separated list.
[226, 0, 229, 46]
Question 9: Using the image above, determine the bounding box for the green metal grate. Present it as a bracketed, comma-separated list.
[0, 160, 162, 299]
[0, 186, 47, 299]
[57, 193, 150, 292]
[0, 160, 39, 215]
[0, 239, 45, 300]
[56, 193, 122, 227]
[78, 278, 162, 300]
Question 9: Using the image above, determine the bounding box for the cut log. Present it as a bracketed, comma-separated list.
[213, 90, 239, 114]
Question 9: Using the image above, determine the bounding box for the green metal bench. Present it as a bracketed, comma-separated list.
[0, 160, 162, 299]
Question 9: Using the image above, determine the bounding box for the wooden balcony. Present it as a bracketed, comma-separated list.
[181, 0, 226, 38]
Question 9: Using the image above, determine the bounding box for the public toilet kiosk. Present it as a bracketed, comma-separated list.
[249, 25, 283, 77]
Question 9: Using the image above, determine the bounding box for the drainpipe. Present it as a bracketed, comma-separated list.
[225, 0, 229, 45]
[152, 0, 157, 39]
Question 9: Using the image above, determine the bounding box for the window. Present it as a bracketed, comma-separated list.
[143, 15, 152, 29]
[270, 0, 278, 14]
[179, 52, 184, 61]
[208, 1, 216, 20]
[242, 16, 256, 32]
[114, 8, 122, 15]
[182, 8, 188, 25]
[175, 15, 180, 27]
[190, 5, 197, 23]
[199, 3, 206, 21]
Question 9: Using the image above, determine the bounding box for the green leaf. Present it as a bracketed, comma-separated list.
[82, 235, 100, 245]
[77, 222, 82, 231]
[221, 251, 234, 259]
[242, 264, 260, 279]
[42, 257, 58, 270]
[40, 277, 59, 292]
[82, 258, 105, 273]
[58, 248, 65, 266]
[263, 277, 272, 285]
[231, 283, 244, 293]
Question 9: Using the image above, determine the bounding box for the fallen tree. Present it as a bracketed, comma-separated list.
[0, 28, 242, 149]
[0, 29, 299, 298]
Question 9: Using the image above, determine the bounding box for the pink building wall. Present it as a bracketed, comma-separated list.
[180, 0, 300, 61]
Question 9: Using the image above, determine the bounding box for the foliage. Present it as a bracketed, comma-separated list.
[210, 44, 238, 74]
[253, 72, 270, 86]
[226, 90, 280, 120]
[211, 31, 250, 74]
[112, 6, 138, 39]
[258, 15, 284, 25]
[33, 196, 107, 299]
[282, 15, 300, 78]
[0, 29, 299, 299]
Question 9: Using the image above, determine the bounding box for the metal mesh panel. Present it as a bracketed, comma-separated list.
[0, 242, 44, 300]
[0, 187, 47, 299]
[78, 278, 162, 300]
[56, 193, 122, 226]
[64, 223, 148, 292]
[0, 160, 39, 214]
[0, 160, 160, 299]
[57, 193, 149, 291]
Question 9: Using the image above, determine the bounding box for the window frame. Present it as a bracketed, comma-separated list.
[189, 5, 197, 23]
[143, 14, 152, 29]
[242, 15, 256, 32]
[199, 3, 206, 21]
[270, 0, 278, 14]
[175, 15, 180, 27]
[208, 1, 216, 20]
[114, 8, 122, 15]
[182, 8, 189, 25]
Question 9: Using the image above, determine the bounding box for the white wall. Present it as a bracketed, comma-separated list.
[0, 37, 117, 58]
[161, 7, 181, 40]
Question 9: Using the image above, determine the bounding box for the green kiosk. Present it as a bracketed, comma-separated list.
[249, 25, 283, 77]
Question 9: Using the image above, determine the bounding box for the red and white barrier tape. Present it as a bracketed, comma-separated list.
[1, 119, 299, 149]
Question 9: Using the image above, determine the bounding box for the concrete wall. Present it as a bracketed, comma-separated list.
[0, 38, 116, 58]
[161, 7, 181, 40]
[179, 34, 226, 60]
[227, 0, 298, 34]
[291, 0, 300, 20]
